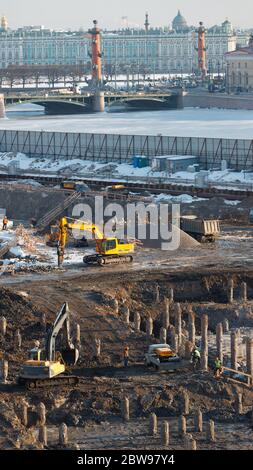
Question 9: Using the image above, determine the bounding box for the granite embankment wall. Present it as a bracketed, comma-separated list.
[184, 93, 253, 110]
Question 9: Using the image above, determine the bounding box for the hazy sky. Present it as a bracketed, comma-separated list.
[1, 0, 253, 30]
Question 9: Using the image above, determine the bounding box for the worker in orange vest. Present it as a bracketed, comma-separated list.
[2, 215, 8, 231]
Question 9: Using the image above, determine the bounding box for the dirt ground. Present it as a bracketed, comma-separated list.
[1, 267, 253, 450]
[1, 187, 253, 450]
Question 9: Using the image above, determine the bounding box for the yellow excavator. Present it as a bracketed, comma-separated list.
[57, 216, 135, 267]
[18, 303, 79, 390]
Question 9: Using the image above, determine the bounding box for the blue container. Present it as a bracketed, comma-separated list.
[132, 156, 140, 168]
[139, 156, 149, 168]
[132, 155, 149, 168]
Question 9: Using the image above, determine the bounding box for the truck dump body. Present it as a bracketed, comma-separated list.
[180, 218, 220, 242]
[145, 343, 182, 371]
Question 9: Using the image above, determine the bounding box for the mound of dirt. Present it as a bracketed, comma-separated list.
[0, 287, 44, 367]
[0, 287, 39, 326]
[140, 223, 199, 249]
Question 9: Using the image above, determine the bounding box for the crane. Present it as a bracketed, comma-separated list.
[18, 303, 79, 390]
[57, 217, 135, 267]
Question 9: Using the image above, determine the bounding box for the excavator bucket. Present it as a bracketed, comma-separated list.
[61, 347, 79, 366]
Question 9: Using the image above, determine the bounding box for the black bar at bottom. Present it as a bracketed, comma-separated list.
[0, 450, 248, 467]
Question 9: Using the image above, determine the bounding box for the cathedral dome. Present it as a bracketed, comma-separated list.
[222, 19, 232, 33]
[172, 10, 188, 32]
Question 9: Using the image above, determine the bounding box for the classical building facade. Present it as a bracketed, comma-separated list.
[102, 15, 238, 74]
[0, 12, 250, 74]
[225, 36, 253, 91]
[0, 26, 89, 68]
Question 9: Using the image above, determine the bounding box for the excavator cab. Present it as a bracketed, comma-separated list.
[98, 238, 134, 256]
[99, 239, 117, 254]
[28, 348, 45, 362]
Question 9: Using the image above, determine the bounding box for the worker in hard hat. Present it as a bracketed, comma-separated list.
[123, 346, 129, 368]
[2, 215, 8, 231]
[57, 243, 64, 268]
[191, 346, 201, 369]
[214, 357, 223, 378]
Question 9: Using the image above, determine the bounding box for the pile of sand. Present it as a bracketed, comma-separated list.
[140, 223, 200, 250]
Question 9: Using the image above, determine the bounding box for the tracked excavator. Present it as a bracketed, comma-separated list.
[18, 303, 79, 390]
[57, 217, 135, 267]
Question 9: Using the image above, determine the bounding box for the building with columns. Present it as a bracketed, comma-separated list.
[225, 36, 253, 92]
[102, 14, 238, 75]
[0, 12, 250, 75]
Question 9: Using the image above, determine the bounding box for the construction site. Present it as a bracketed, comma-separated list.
[1, 17, 253, 456]
[0, 177, 253, 452]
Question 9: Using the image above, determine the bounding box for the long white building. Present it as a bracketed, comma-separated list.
[0, 12, 250, 74]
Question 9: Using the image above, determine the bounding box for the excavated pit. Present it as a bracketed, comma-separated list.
[1, 270, 253, 450]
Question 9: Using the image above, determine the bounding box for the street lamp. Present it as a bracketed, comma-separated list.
[217, 61, 220, 79]
[125, 64, 130, 92]
[226, 62, 230, 94]
[208, 59, 213, 81]
[114, 63, 117, 91]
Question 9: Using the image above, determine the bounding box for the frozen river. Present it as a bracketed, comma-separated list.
[3, 105, 253, 139]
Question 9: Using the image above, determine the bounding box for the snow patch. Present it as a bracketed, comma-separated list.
[224, 200, 241, 206]
[8, 246, 26, 258]
[154, 193, 207, 204]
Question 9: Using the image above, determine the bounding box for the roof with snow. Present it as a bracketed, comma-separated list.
[226, 47, 253, 56]
[226, 35, 253, 56]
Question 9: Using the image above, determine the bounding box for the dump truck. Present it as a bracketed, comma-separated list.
[145, 344, 182, 371]
[180, 216, 220, 243]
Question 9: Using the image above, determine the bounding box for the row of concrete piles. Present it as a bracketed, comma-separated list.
[122, 392, 253, 449]
[11, 389, 252, 449]
[14, 398, 215, 450]
[1, 278, 252, 381]
[117, 281, 253, 375]
[227, 280, 248, 304]
[122, 396, 215, 450]
[120, 290, 207, 367]
[17, 400, 78, 449]
[0, 314, 82, 347]
[10, 388, 253, 449]
[156, 279, 247, 306]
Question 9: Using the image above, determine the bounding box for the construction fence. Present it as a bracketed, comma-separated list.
[0, 129, 253, 170]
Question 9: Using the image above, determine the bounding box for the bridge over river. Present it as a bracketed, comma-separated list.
[5, 91, 182, 114]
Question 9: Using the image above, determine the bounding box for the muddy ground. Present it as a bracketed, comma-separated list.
[1, 268, 253, 450]
[0, 185, 253, 450]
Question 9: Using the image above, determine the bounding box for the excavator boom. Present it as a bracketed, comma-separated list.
[19, 302, 79, 389]
[45, 302, 79, 365]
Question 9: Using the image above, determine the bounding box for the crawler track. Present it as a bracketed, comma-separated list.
[18, 375, 79, 390]
[83, 254, 133, 266]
